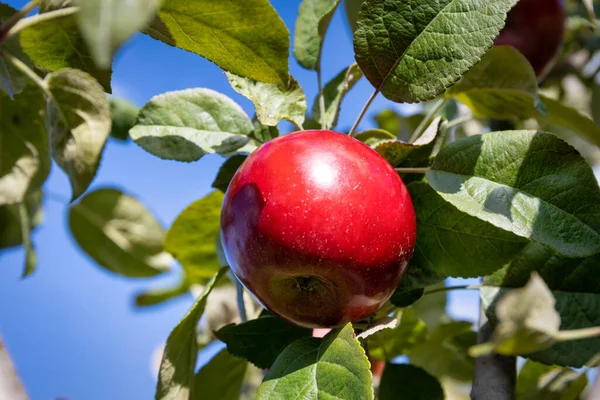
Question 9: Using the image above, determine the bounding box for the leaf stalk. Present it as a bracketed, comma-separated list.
[5, 6, 79, 41]
[348, 88, 379, 137]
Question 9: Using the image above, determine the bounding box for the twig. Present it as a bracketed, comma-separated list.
[423, 284, 480, 296]
[0, 336, 29, 400]
[2, 52, 48, 95]
[471, 303, 516, 400]
[394, 168, 428, 174]
[0, 0, 39, 44]
[587, 371, 600, 400]
[348, 88, 379, 137]
[5, 6, 79, 40]
[236, 280, 247, 322]
[555, 326, 600, 342]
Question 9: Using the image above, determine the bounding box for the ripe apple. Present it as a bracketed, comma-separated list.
[220, 130, 416, 328]
[495, 0, 565, 79]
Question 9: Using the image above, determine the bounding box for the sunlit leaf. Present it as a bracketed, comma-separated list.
[45, 69, 111, 200]
[227, 73, 306, 129]
[155, 267, 228, 400]
[312, 63, 362, 129]
[193, 348, 247, 400]
[74, 0, 162, 68]
[130, 89, 254, 162]
[428, 131, 600, 258]
[164, 192, 224, 283]
[294, 0, 341, 70]
[20, 13, 112, 92]
[147, 0, 289, 84]
[256, 323, 373, 400]
[354, 0, 518, 102]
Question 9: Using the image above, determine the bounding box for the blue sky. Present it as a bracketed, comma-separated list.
[1, 1, 578, 399]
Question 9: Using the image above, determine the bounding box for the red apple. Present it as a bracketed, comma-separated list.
[220, 130, 416, 328]
[495, 0, 565, 79]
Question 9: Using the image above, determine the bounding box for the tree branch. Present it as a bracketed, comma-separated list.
[587, 371, 600, 400]
[0, 336, 29, 400]
[471, 306, 516, 400]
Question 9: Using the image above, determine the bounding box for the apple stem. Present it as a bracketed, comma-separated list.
[394, 168, 428, 174]
[348, 88, 380, 137]
[236, 280, 247, 322]
[316, 63, 327, 130]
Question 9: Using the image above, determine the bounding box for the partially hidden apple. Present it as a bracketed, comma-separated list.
[495, 0, 565, 79]
[220, 130, 416, 328]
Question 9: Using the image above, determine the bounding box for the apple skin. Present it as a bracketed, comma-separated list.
[495, 0, 565, 79]
[220, 130, 416, 328]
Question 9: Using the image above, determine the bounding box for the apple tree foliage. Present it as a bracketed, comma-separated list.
[1, 0, 600, 399]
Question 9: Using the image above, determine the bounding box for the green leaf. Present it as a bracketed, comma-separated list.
[374, 116, 441, 167]
[45, 68, 111, 201]
[389, 287, 424, 307]
[411, 282, 448, 330]
[134, 280, 189, 307]
[20, 14, 112, 92]
[40, 0, 72, 12]
[226, 73, 306, 129]
[69, 188, 171, 277]
[109, 97, 138, 141]
[354, 0, 518, 103]
[256, 323, 373, 400]
[344, 0, 363, 32]
[0, 85, 50, 206]
[378, 364, 444, 400]
[409, 182, 528, 278]
[312, 63, 362, 129]
[155, 267, 228, 400]
[354, 129, 396, 147]
[0, 4, 34, 98]
[367, 308, 428, 361]
[193, 348, 247, 400]
[164, 192, 224, 284]
[130, 89, 254, 162]
[427, 131, 600, 258]
[294, 0, 341, 70]
[408, 321, 476, 382]
[147, 0, 289, 84]
[0, 191, 42, 250]
[374, 109, 425, 142]
[215, 314, 312, 369]
[517, 360, 588, 400]
[537, 95, 600, 148]
[485, 242, 600, 367]
[17, 201, 36, 276]
[251, 118, 279, 143]
[474, 273, 561, 357]
[74, 0, 162, 69]
[447, 46, 539, 120]
[212, 156, 247, 193]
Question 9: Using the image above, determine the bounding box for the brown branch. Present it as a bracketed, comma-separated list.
[587, 371, 600, 400]
[470, 306, 516, 400]
[0, 336, 29, 400]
